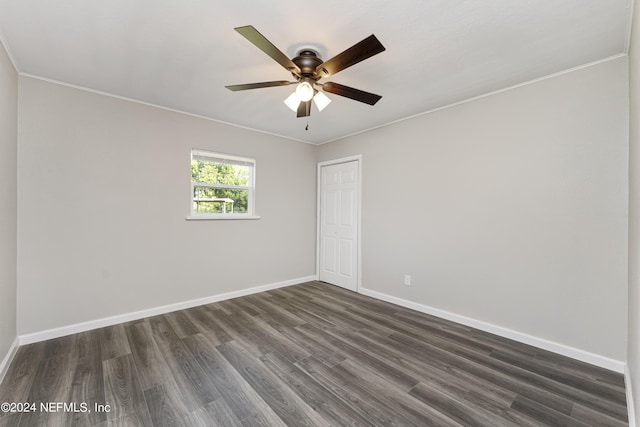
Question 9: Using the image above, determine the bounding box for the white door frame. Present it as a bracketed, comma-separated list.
[316, 155, 362, 292]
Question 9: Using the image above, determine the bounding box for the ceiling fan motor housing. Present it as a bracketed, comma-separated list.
[292, 50, 323, 81]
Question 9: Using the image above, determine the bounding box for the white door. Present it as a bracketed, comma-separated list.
[319, 160, 359, 291]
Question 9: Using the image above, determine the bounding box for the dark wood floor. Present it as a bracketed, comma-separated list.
[0, 281, 628, 426]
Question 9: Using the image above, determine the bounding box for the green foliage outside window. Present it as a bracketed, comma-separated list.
[191, 159, 250, 213]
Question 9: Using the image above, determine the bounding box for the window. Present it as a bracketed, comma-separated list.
[190, 149, 256, 219]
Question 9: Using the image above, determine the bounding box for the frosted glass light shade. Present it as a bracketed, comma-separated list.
[285, 88, 332, 113]
[284, 92, 300, 111]
[313, 91, 331, 111]
[295, 81, 314, 102]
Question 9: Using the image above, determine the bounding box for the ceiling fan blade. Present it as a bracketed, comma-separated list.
[297, 100, 311, 118]
[321, 82, 382, 105]
[316, 34, 385, 78]
[235, 26, 301, 76]
[225, 81, 295, 91]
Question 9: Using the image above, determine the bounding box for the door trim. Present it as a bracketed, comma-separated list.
[316, 155, 362, 292]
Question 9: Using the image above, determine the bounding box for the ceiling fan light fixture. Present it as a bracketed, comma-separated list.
[313, 90, 331, 111]
[284, 92, 300, 111]
[295, 80, 314, 102]
[227, 26, 385, 118]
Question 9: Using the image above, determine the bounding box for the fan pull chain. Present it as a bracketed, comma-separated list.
[305, 122, 309, 131]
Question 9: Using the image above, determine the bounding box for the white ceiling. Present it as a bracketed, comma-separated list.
[0, 0, 632, 144]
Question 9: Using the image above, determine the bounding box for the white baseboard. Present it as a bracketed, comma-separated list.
[627, 365, 637, 427]
[0, 336, 19, 385]
[19, 275, 318, 345]
[358, 286, 625, 373]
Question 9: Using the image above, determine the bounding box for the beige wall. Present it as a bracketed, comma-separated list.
[628, 0, 640, 420]
[0, 40, 18, 374]
[318, 57, 629, 362]
[16, 77, 317, 334]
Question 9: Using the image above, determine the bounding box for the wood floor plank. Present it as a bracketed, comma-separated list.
[102, 354, 153, 426]
[277, 326, 346, 368]
[19, 337, 82, 427]
[529, 349, 625, 389]
[382, 330, 572, 412]
[389, 331, 629, 422]
[306, 295, 399, 333]
[259, 350, 376, 427]
[409, 379, 538, 427]
[225, 296, 264, 318]
[303, 282, 404, 317]
[123, 320, 167, 391]
[176, 407, 218, 427]
[95, 411, 154, 427]
[202, 308, 271, 358]
[0, 281, 629, 426]
[165, 310, 200, 339]
[67, 330, 107, 426]
[147, 316, 221, 409]
[198, 397, 244, 427]
[350, 313, 594, 418]
[182, 333, 290, 427]
[394, 310, 497, 353]
[274, 298, 336, 330]
[270, 295, 338, 330]
[182, 305, 233, 345]
[0, 344, 44, 418]
[125, 320, 201, 425]
[98, 324, 132, 361]
[490, 347, 627, 403]
[143, 384, 183, 427]
[238, 314, 311, 364]
[182, 333, 271, 422]
[467, 325, 625, 390]
[209, 300, 238, 316]
[0, 413, 22, 427]
[244, 296, 306, 330]
[488, 336, 627, 394]
[327, 324, 519, 409]
[291, 297, 372, 331]
[270, 286, 314, 302]
[42, 334, 77, 360]
[294, 356, 401, 426]
[240, 411, 288, 427]
[297, 356, 463, 427]
[571, 402, 630, 427]
[346, 303, 496, 356]
[338, 358, 477, 426]
[510, 394, 590, 426]
[297, 323, 419, 391]
[217, 341, 329, 427]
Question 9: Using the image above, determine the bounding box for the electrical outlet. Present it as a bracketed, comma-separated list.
[404, 274, 411, 286]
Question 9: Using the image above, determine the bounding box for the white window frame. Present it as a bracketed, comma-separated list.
[187, 149, 259, 220]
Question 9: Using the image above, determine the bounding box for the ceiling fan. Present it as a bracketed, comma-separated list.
[225, 26, 385, 118]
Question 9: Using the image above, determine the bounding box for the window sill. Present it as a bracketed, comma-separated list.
[186, 215, 261, 221]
